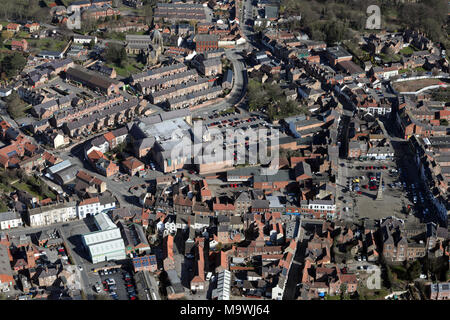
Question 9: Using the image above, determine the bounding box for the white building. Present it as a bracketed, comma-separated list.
[212, 270, 231, 300]
[77, 196, 116, 219]
[81, 212, 126, 264]
[366, 146, 394, 160]
[300, 200, 337, 219]
[28, 202, 77, 227]
[73, 35, 97, 45]
[0, 211, 23, 230]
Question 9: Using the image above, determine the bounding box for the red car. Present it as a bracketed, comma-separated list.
[130, 296, 136, 300]
[357, 191, 362, 194]
[369, 186, 377, 190]
[362, 185, 368, 189]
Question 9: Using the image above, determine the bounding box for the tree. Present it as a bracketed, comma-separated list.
[0, 53, 26, 79]
[104, 43, 128, 68]
[407, 260, 422, 281]
[5, 92, 27, 119]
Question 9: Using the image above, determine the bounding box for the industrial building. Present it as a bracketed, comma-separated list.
[81, 212, 126, 264]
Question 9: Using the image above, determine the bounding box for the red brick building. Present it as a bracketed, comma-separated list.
[195, 34, 219, 53]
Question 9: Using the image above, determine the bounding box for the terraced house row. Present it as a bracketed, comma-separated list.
[168, 85, 223, 110]
[50, 94, 124, 128]
[62, 98, 147, 137]
[130, 62, 188, 84]
[136, 69, 199, 94]
[154, 2, 207, 22]
[150, 78, 211, 105]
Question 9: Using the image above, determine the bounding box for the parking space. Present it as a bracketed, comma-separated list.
[98, 267, 137, 300]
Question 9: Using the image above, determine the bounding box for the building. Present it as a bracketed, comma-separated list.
[429, 282, 450, 300]
[81, 212, 126, 264]
[222, 69, 233, 89]
[195, 34, 219, 53]
[119, 221, 150, 255]
[326, 46, 353, 66]
[300, 200, 337, 219]
[191, 55, 222, 77]
[11, 39, 28, 52]
[77, 196, 116, 219]
[37, 51, 64, 60]
[122, 156, 145, 176]
[132, 255, 157, 272]
[0, 245, 14, 291]
[27, 202, 77, 227]
[154, 2, 207, 22]
[0, 211, 23, 230]
[65, 66, 122, 95]
[73, 35, 97, 45]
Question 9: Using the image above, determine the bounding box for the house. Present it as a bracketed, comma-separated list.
[49, 131, 69, 149]
[6, 23, 20, 33]
[27, 202, 77, 227]
[191, 55, 222, 76]
[77, 195, 116, 219]
[122, 156, 145, 176]
[24, 23, 40, 33]
[95, 158, 119, 177]
[35, 266, 59, 287]
[11, 39, 28, 52]
[0, 211, 23, 230]
[75, 170, 107, 195]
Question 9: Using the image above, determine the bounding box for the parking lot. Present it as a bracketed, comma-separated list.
[339, 159, 411, 220]
[98, 267, 137, 300]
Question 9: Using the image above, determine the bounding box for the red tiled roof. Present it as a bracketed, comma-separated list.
[122, 157, 144, 170]
[79, 197, 100, 206]
[87, 149, 106, 162]
[103, 131, 115, 142]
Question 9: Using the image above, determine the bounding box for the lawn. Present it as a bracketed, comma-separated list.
[107, 60, 144, 78]
[12, 180, 56, 201]
[399, 46, 414, 56]
[27, 38, 68, 53]
[378, 53, 401, 64]
[0, 201, 8, 212]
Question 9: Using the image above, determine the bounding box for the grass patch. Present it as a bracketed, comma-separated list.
[106, 60, 144, 78]
[399, 46, 414, 56]
[0, 201, 9, 212]
[27, 38, 68, 53]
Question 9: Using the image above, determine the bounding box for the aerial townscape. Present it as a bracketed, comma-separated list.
[0, 0, 448, 303]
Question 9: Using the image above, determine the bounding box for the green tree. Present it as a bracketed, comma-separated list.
[104, 43, 128, 68]
[5, 92, 27, 119]
[0, 53, 26, 78]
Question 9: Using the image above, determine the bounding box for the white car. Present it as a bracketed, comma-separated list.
[78, 265, 83, 271]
